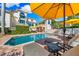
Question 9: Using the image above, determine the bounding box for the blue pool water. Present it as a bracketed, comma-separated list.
[5, 34, 47, 46]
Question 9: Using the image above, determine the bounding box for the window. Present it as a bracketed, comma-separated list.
[48, 20, 50, 24]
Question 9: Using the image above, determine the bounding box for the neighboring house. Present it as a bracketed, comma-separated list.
[45, 20, 52, 32]
[19, 12, 36, 26]
[13, 10, 37, 27]
[18, 11, 28, 25]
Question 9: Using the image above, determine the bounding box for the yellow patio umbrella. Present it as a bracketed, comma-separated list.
[61, 19, 79, 25]
[30, 3, 79, 46]
[60, 19, 79, 35]
[30, 3, 79, 19]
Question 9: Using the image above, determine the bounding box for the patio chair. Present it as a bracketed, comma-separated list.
[23, 43, 50, 56]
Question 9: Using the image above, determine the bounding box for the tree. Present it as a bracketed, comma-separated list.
[39, 21, 45, 24]
[67, 13, 79, 20]
[51, 20, 61, 28]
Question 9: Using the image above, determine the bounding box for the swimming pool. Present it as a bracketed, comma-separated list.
[5, 34, 47, 46]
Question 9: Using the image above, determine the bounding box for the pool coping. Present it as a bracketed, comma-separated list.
[0, 35, 12, 45]
[0, 32, 45, 46]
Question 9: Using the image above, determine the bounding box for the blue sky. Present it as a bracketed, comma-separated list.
[0, 3, 64, 23]
[6, 3, 30, 11]
[27, 13, 43, 23]
[55, 17, 68, 22]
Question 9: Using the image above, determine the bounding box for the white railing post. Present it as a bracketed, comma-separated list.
[24, 13, 27, 25]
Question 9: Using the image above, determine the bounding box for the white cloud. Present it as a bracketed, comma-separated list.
[20, 5, 32, 13]
[6, 3, 19, 7]
[33, 20, 36, 23]
[5, 4, 32, 13]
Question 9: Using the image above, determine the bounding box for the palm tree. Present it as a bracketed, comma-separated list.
[1, 3, 5, 34]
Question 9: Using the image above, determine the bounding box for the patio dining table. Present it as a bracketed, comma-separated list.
[46, 42, 62, 56]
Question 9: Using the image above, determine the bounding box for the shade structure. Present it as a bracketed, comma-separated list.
[30, 3, 79, 47]
[30, 3, 79, 19]
[61, 19, 79, 25]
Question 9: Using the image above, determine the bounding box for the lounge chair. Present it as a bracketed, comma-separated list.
[52, 33, 79, 47]
[62, 45, 79, 56]
[23, 43, 50, 56]
[68, 34, 79, 47]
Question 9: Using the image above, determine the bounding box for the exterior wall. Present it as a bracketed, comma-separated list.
[0, 13, 10, 27]
[5, 13, 11, 27]
[0, 13, 16, 28]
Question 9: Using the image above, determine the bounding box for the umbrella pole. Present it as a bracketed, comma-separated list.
[63, 3, 66, 52]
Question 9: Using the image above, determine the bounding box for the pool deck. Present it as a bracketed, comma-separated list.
[0, 32, 45, 45]
[0, 35, 12, 45]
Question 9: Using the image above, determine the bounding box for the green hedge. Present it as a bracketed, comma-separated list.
[12, 25, 31, 34]
[66, 26, 79, 28]
[6, 25, 31, 35]
[59, 25, 79, 28]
